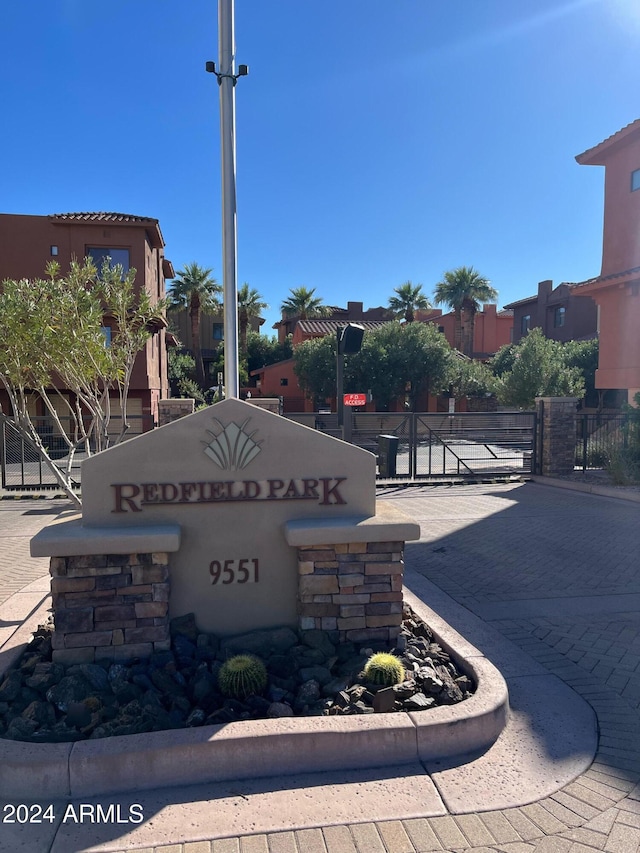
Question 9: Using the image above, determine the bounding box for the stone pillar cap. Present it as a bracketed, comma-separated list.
[30, 516, 181, 558]
[284, 501, 420, 547]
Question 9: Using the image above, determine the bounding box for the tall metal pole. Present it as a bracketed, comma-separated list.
[336, 328, 345, 431]
[218, 0, 239, 398]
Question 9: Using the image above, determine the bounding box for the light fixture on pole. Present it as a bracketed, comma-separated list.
[206, 0, 249, 399]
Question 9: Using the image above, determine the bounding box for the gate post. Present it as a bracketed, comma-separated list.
[534, 397, 578, 476]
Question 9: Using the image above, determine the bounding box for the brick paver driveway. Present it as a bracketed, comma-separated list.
[0, 499, 71, 606]
[4, 484, 640, 852]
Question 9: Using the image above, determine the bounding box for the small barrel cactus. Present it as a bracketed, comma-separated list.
[362, 652, 405, 687]
[218, 654, 268, 700]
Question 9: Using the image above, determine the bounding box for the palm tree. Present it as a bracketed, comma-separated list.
[434, 266, 498, 357]
[238, 283, 268, 355]
[280, 286, 331, 321]
[168, 262, 221, 390]
[388, 281, 431, 323]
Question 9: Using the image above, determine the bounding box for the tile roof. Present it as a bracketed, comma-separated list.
[575, 118, 640, 164]
[503, 283, 582, 309]
[49, 212, 159, 223]
[297, 319, 392, 335]
[502, 295, 537, 309]
[49, 211, 166, 248]
[572, 265, 640, 289]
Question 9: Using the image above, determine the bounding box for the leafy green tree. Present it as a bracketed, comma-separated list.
[493, 328, 585, 409]
[167, 262, 221, 390]
[449, 358, 497, 399]
[434, 266, 498, 356]
[293, 334, 342, 401]
[208, 343, 249, 392]
[280, 286, 331, 320]
[388, 281, 431, 323]
[489, 342, 518, 377]
[0, 258, 165, 506]
[563, 338, 599, 405]
[293, 322, 453, 411]
[246, 332, 293, 376]
[394, 322, 453, 410]
[351, 324, 407, 409]
[167, 349, 200, 399]
[351, 322, 452, 410]
[237, 283, 268, 355]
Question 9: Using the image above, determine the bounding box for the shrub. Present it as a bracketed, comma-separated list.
[218, 654, 268, 700]
[362, 652, 405, 687]
[606, 447, 640, 485]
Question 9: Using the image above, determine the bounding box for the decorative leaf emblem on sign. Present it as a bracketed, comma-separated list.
[203, 418, 263, 471]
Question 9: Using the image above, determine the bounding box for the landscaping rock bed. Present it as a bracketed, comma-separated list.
[0, 604, 474, 743]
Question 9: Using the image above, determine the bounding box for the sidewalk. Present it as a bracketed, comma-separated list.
[1, 482, 640, 852]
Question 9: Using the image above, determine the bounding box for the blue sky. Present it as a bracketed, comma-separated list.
[1, 1, 639, 332]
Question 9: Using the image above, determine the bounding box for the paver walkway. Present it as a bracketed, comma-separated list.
[0, 500, 70, 607]
[2, 483, 640, 852]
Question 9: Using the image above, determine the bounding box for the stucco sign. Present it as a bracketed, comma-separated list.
[81, 399, 376, 635]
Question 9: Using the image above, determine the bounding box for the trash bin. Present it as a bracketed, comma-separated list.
[377, 434, 399, 477]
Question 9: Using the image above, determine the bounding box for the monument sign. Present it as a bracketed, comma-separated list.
[80, 399, 376, 635]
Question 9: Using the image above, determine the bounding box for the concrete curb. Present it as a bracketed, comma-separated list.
[530, 473, 640, 502]
[0, 589, 509, 800]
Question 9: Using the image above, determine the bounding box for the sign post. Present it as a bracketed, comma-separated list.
[336, 324, 365, 444]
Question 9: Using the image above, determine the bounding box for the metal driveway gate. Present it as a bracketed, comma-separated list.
[410, 412, 536, 479]
[289, 411, 537, 480]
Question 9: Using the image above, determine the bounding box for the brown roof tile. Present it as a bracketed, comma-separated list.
[575, 118, 640, 164]
[572, 265, 640, 289]
[49, 212, 158, 223]
[297, 319, 392, 336]
[503, 283, 584, 309]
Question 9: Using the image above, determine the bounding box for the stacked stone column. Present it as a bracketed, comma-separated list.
[157, 398, 195, 426]
[50, 552, 171, 665]
[297, 540, 404, 645]
[535, 396, 578, 476]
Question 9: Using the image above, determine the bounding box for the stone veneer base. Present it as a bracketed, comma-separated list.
[0, 589, 509, 800]
[286, 505, 420, 645]
[49, 552, 172, 666]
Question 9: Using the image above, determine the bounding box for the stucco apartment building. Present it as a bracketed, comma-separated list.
[0, 212, 174, 427]
[573, 120, 640, 403]
[416, 304, 513, 359]
[504, 279, 598, 345]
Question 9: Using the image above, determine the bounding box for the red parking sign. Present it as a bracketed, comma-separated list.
[343, 393, 367, 406]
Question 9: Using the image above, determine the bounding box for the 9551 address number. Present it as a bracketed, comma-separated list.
[209, 558, 259, 585]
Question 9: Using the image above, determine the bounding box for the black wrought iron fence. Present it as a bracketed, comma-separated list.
[575, 412, 638, 471]
[0, 414, 155, 490]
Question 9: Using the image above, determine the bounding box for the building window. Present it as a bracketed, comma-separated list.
[87, 247, 130, 275]
[100, 326, 112, 347]
[554, 306, 566, 328]
[212, 324, 224, 341]
[632, 169, 640, 192]
[280, 378, 288, 386]
[521, 314, 531, 334]
[50, 245, 58, 256]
